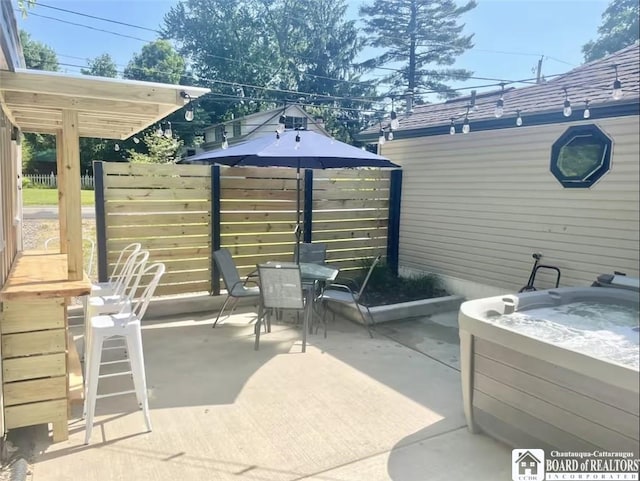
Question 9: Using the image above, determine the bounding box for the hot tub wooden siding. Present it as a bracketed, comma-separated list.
[460, 331, 640, 455]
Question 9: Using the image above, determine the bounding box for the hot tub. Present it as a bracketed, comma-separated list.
[459, 286, 639, 455]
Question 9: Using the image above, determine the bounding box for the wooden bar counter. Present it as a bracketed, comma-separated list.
[0, 251, 91, 442]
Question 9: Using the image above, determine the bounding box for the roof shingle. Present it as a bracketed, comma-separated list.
[361, 42, 640, 136]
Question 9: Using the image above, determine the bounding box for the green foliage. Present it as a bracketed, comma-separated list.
[123, 40, 185, 84]
[81, 53, 118, 77]
[126, 131, 183, 164]
[162, 0, 375, 142]
[582, 0, 639, 61]
[345, 258, 449, 306]
[19, 30, 59, 71]
[359, 0, 476, 100]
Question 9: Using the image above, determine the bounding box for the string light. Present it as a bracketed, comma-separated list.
[583, 99, 591, 119]
[155, 124, 163, 137]
[133, 136, 140, 144]
[562, 88, 572, 117]
[449, 118, 456, 135]
[221, 131, 229, 149]
[388, 129, 394, 141]
[462, 107, 471, 134]
[516, 110, 523, 126]
[612, 64, 623, 100]
[390, 98, 400, 130]
[378, 124, 386, 145]
[295, 130, 301, 150]
[180, 91, 194, 121]
[494, 83, 505, 118]
[163, 121, 173, 138]
[113, 143, 120, 151]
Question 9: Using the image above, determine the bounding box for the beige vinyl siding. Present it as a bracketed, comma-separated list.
[381, 116, 640, 295]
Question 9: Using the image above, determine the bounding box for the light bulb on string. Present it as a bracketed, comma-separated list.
[494, 83, 505, 118]
[390, 103, 400, 130]
[163, 121, 173, 138]
[388, 129, 394, 141]
[180, 91, 194, 121]
[612, 65, 623, 100]
[563, 88, 572, 117]
[133, 137, 140, 144]
[462, 107, 471, 134]
[295, 131, 301, 150]
[275, 131, 280, 145]
[516, 110, 523, 127]
[221, 132, 229, 149]
[155, 124, 163, 137]
[114, 143, 120, 152]
[378, 124, 386, 145]
[184, 105, 194, 122]
[277, 114, 286, 133]
[583, 99, 591, 119]
[449, 118, 456, 135]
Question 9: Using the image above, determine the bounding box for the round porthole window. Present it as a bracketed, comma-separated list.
[550, 124, 613, 188]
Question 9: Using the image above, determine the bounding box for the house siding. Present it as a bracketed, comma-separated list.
[381, 116, 640, 299]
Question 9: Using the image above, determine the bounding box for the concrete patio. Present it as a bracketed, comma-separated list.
[7, 305, 511, 481]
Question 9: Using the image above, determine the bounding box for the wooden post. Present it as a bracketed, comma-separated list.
[60, 110, 83, 280]
[55, 131, 67, 254]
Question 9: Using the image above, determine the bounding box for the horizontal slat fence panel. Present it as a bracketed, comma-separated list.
[101, 162, 212, 296]
[99, 162, 396, 297]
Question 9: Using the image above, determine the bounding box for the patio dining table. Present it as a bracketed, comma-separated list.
[265, 261, 339, 342]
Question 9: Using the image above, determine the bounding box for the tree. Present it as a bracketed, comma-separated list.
[582, 0, 639, 61]
[123, 40, 185, 84]
[126, 131, 183, 164]
[81, 53, 118, 78]
[19, 30, 58, 71]
[162, 0, 375, 142]
[359, 0, 476, 100]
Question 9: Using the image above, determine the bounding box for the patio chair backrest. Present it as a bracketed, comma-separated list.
[128, 262, 166, 321]
[109, 243, 142, 283]
[295, 242, 327, 265]
[357, 255, 382, 299]
[45, 236, 96, 278]
[213, 248, 242, 291]
[257, 263, 305, 310]
[114, 249, 149, 299]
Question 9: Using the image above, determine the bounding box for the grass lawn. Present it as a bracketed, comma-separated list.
[22, 188, 95, 206]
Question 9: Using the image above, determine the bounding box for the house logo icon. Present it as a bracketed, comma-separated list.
[512, 449, 544, 481]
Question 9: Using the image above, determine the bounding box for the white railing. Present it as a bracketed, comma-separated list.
[25, 173, 94, 189]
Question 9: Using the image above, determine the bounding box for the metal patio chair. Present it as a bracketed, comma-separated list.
[294, 242, 327, 265]
[212, 248, 260, 328]
[319, 255, 382, 337]
[255, 263, 310, 352]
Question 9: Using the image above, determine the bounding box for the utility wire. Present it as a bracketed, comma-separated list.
[35, 1, 162, 33]
[24, 5, 577, 92]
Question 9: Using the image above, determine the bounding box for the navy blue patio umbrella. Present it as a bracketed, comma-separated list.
[180, 130, 400, 259]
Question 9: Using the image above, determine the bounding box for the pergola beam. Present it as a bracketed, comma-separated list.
[4, 91, 162, 117]
[0, 70, 182, 105]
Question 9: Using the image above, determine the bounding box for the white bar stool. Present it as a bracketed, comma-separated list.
[83, 262, 165, 445]
[82, 249, 149, 361]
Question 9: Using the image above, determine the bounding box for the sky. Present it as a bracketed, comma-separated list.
[14, 0, 611, 98]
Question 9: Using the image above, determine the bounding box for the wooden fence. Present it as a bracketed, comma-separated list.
[95, 161, 401, 297]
